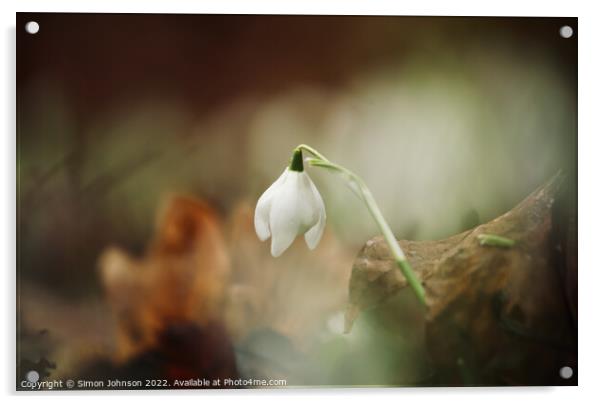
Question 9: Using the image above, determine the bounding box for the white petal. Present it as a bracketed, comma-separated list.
[254, 168, 287, 241]
[268, 171, 317, 257]
[270, 225, 297, 257]
[304, 175, 326, 250]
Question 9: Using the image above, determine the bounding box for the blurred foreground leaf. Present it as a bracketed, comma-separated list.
[96, 196, 237, 383]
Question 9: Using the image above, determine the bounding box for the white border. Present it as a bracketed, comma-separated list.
[3, 1, 601, 403]
[7, 0, 584, 16]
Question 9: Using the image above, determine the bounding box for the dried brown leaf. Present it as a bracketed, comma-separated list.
[345, 172, 576, 385]
[99, 195, 231, 361]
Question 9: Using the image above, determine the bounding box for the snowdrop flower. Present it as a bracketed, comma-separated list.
[253, 144, 425, 307]
[254, 149, 326, 257]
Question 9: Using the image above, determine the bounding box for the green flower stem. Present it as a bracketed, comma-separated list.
[477, 234, 515, 248]
[294, 144, 426, 306]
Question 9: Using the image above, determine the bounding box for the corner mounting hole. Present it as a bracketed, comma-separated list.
[559, 366, 573, 379]
[26, 370, 39, 383]
[559, 25, 573, 39]
[25, 21, 39, 34]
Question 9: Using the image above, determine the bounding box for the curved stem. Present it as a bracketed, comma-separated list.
[298, 146, 426, 306]
[296, 144, 330, 162]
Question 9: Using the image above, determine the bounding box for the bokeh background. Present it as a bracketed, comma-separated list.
[17, 14, 577, 387]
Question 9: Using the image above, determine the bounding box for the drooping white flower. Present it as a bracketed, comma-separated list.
[254, 159, 326, 257]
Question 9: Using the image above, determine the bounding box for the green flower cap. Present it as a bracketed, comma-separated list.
[289, 148, 304, 172]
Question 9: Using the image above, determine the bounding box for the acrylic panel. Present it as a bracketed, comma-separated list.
[16, 13, 577, 390]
